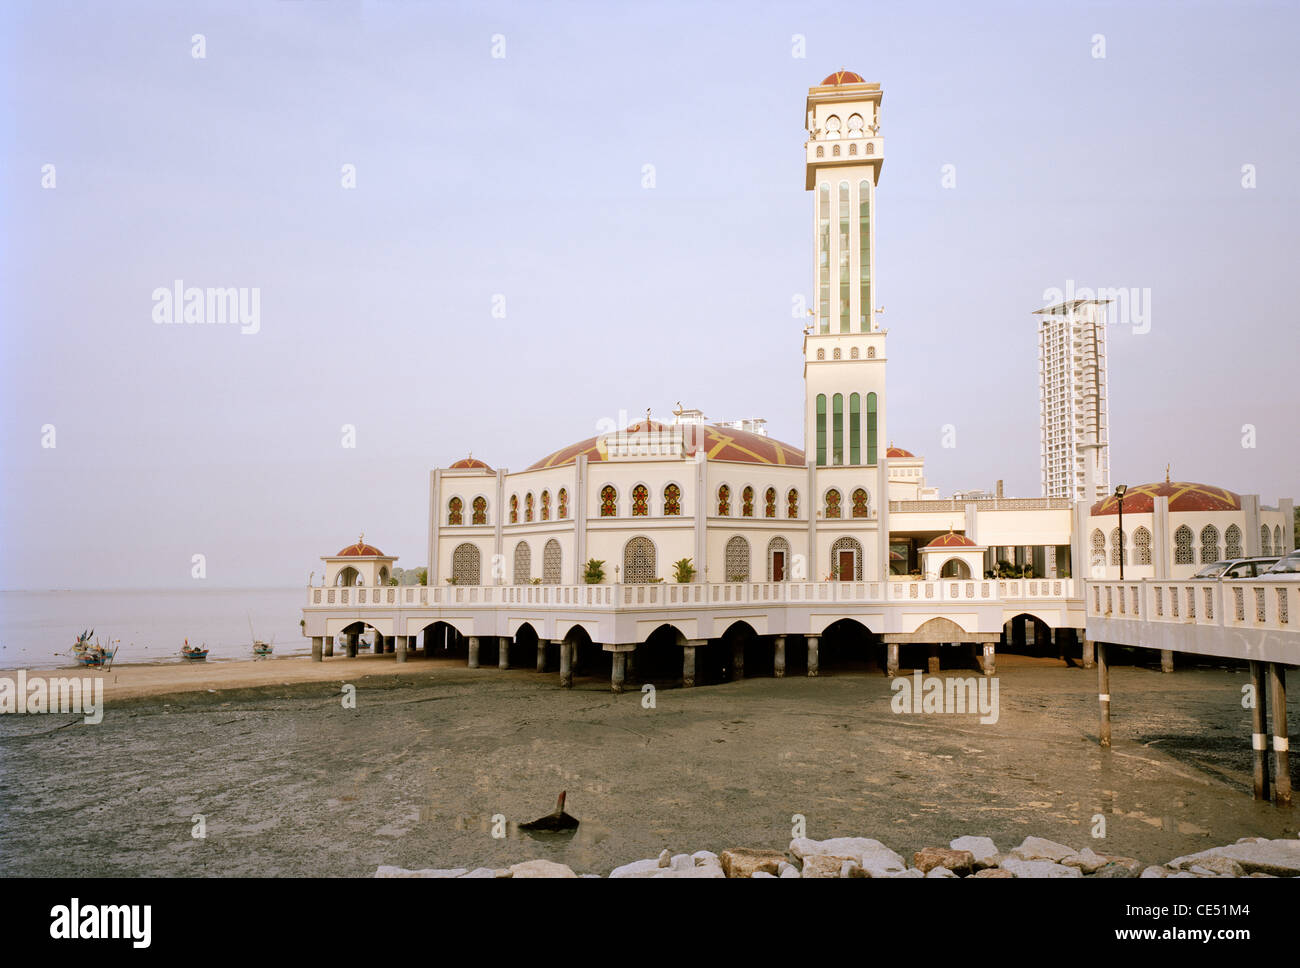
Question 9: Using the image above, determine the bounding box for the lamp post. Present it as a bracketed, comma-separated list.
[1114, 484, 1128, 580]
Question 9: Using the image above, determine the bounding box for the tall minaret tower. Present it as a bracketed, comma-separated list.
[802, 71, 886, 471]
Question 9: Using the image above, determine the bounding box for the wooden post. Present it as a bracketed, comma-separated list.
[311, 636, 323, 662]
[611, 652, 626, 694]
[467, 636, 480, 669]
[559, 640, 572, 688]
[1249, 661, 1271, 802]
[395, 635, 407, 663]
[774, 636, 786, 678]
[1097, 642, 1111, 748]
[732, 639, 745, 681]
[682, 644, 697, 688]
[1160, 649, 1174, 674]
[1269, 663, 1291, 807]
[498, 637, 509, 669]
[980, 643, 995, 677]
[806, 635, 819, 677]
[886, 643, 899, 678]
[1081, 636, 1094, 669]
[536, 639, 547, 672]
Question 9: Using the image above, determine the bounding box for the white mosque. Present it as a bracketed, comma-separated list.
[302, 72, 1294, 689]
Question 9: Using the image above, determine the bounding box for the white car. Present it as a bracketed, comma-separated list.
[1253, 550, 1300, 580]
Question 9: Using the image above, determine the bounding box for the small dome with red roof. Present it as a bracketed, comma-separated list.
[887, 445, 915, 458]
[448, 454, 492, 471]
[925, 531, 977, 549]
[1090, 481, 1241, 516]
[337, 538, 386, 557]
[820, 70, 865, 86]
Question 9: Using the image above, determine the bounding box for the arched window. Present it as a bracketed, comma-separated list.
[513, 541, 531, 584]
[850, 346, 859, 359]
[825, 115, 841, 138]
[741, 486, 754, 517]
[832, 393, 844, 464]
[1110, 527, 1126, 566]
[509, 494, 518, 524]
[452, 543, 480, 585]
[623, 536, 656, 583]
[725, 536, 751, 582]
[1200, 525, 1220, 564]
[540, 490, 550, 521]
[848, 143, 857, 155]
[471, 495, 487, 525]
[816, 348, 825, 360]
[663, 483, 681, 516]
[815, 394, 827, 466]
[600, 485, 617, 517]
[1225, 524, 1242, 558]
[833, 348, 841, 360]
[632, 484, 649, 516]
[1275, 526, 1283, 554]
[764, 487, 777, 518]
[1090, 529, 1106, 570]
[1261, 525, 1272, 556]
[851, 488, 869, 518]
[816, 144, 824, 157]
[336, 566, 359, 586]
[832, 144, 840, 157]
[940, 558, 971, 579]
[767, 536, 790, 581]
[1174, 525, 1194, 564]
[787, 488, 799, 519]
[542, 539, 562, 584]
[525, 492, 534, 523]
[825, 489, 842, 519]
[867, 346, 876, 358]
[865, 392, 878, 465]
[849, 393, 861, 464]
[558, 488, 568, 519]
[448, 496, 463, 526]
[830, 536, 863, 580]
[1134, 526, 1152, 565]
[717, 484, 731, 516]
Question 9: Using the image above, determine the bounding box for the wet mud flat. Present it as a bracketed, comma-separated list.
[0, 663, 1295, 877]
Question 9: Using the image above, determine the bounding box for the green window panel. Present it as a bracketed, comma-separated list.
[832, 393, 844, 466]
[816, 393, 827, 466]
[849, 392, 861, 465]
[866, 391, 878, 466]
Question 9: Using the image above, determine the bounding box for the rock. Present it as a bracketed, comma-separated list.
[950, 836, 999, 867]
[1166, 840, 1300, 877]
[374, 866, 468, 878]
[509, 859, 576, 878]
[656, 864, 725, 878]
[1182, 856, 1244, 878]
[859, 846, 909, 878]
[1009, 836, 1076, 863]
[720, 848, 788, 879]
[800, 854, 858, 878]
[913, 847, 975, 876]
[657, 848, 672, 868]
[1092, 858, 1142, 878]
[779, 865, 800, 879]
[609, 858, 663, 878]
[878, 868, 925, 878]
[925, 866, 957, 878]
[459, 867, 511, 878]
[1139, 866, 1166, 878]
[670, 853, 693, 871]
[841, 861, 863, 879]
[1000, 858, 1082, 879]
[692, 850, 719, 867]
[579, 874, 601, 879]
[751, 871, 777, 878]
[970, 868, 1015, 878]
[1061, 848, 1110, 874]
[790, 837, 886, 860]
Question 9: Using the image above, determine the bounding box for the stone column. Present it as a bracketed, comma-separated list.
[324, 636, 334, 657]
[625, 646, 636, 682]
[536, 639, 547, 672]
[885, 642, 899, 677]
[559, 640, 573, 688]
[682, 644, 697, 688]
[1012, 615, 1026, 651]
[375, 633, 384, 654]
[1269, 663, 1291, 807]
[927, 644, 941, 674]
[806, 635, 819, 677]
[395, 635, 408, 664]
[1081, 636, 1095, 669]
[311, 636, 323, 662]
[499, 637, 510, 670]
[774, 636, 786, 678]
[468, 636, 480, 669]
[385, 635, 394, 654]
[1160, 649, 1174, 674]
[346, 632, 358, 658]
[731, 639, 745, 681]
[611, 652, 626, 694]
[981, 643, 995, 677]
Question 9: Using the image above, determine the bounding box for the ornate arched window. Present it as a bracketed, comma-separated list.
[833, 347, 841, 360]
[1225, 524, 1243, 559]
[1261, 525, 1272, 556]
[631, 484, 649, 516]
[741, 486, 754, 517]
[725, 536, 751, 582]
[717, 484, 731, 516]
[867, 346, 876, 358]
[1090, 528, 1106, 569]
[1110, 527, 1126, 566]
[825, 489, 842, 519]
[663, 483, 681, 516]
[764, 487, 777, 518]
[1275, 525, 1282, 554]
[1174, 525, 1194, 564]
[540, 490, 550, 521]
[832, 144, 840, 156]
[509, 494, 518, 524]
[851, 488, 869, 518]
[848, 143, 857, 156]
[336, 566, 359, 586]
[1134, 526, 1152, 565]
[817, 348, 825, 360]
[470, 496, 486, 525]
[1200, 525, 1220, 564]
[940, 558, 971, 579]
[600, 485, 617, 517]
[452, 543, 480, 585]
[767, 536, 791, 581]
[513, 541, 531, 584]
[448, 496, 463, 526]
[830, 536, 863, 580]
[787, 488, 799, 519]
[816, 145, 824, 157]
[623, 536, 655, 584]
[558, 488, 568, 519]
[542, 539, 562, 583]
[525, 492, 534, 523]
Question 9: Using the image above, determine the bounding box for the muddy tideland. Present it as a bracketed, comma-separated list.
[1, 656, 1295, 877]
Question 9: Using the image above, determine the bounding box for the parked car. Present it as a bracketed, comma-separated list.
[1191, 557, 1279, 579]
[1252, 553, 1300, 580]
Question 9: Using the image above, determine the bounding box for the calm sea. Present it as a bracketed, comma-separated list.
[0, 587, 317, 669]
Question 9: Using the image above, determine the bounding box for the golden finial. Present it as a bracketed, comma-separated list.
[1165, 463, 1170, 484]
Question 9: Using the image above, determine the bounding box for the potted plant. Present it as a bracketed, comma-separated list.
[583, 559, 606, 584]
[672, 558, 696, 583]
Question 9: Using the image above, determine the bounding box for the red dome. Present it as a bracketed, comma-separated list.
[527, 420, 804, 471]
[887, 446, 915, 458]
[926, 532, 977, 549]
[337, 541, 385, 557]
[449, 457, 492, 470]
[1090, 481, 1241, 516]
[820, 70, 865, 86]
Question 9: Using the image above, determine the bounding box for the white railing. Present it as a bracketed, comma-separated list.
[1087, 579, 1297, 634]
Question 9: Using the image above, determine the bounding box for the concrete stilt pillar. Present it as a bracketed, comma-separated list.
[559, 641, 572, 688]
[1012, 615, 1026, 651]
[374, 634, 384, 654]
[611, 652, 626, 694]
[468, 636, 480, 669]
[731, 639, 745, 681]
[324, 636, 334, 657]
[806, 636, 819, 677]
[625, 647, 636, 682]
[498, 637, 510, 670]
[682, 644, 697, 688]
[536, 639, 547, 673]
[981, 643, 995, 677]
[384, 635, 394, 654]
[1249, 661, 1271, 801]
[927, 644, 941, 674]
[1160, 649, 1174, 674]
[886, 643, 899, 678]
[774, 636, 786, 678]
[346, 632, 358, 658]
[1269, 663, 1291, 807]
[311, 636, 323, 662]
[1082, 637, 1094, 669]
[1097, 642, 1111, 748]
[395, 635, 408, 663]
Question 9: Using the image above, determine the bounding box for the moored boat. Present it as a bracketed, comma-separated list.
[181, 638, 209, 660]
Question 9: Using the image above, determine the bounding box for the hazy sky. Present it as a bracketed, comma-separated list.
[2, 0, 1296, 590]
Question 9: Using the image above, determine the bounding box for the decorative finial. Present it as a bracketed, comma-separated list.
[358, 532, 364, 550]
[1165, 463, 1170, 484]
[646, 407, 652, 425]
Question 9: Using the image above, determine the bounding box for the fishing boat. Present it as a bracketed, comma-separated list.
[181, 638, 209, 661]
[252, 640, 273, 656]
[71, 630, 118, 670]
